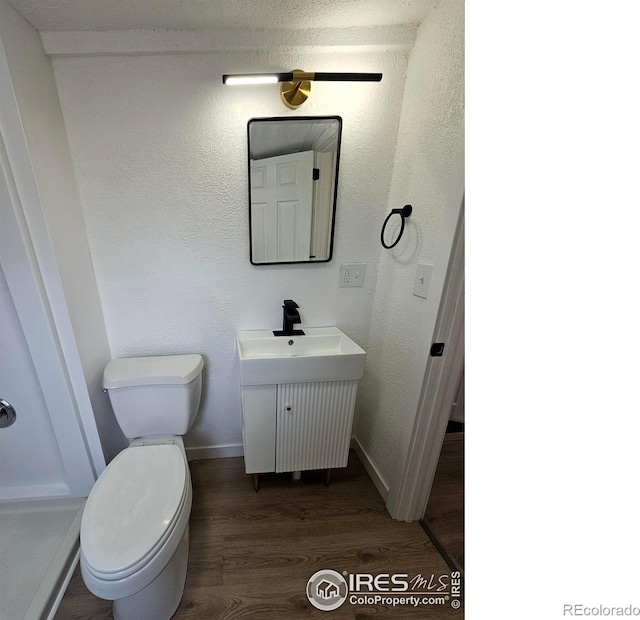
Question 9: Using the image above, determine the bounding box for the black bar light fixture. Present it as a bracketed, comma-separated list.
[222, 69, 383, 109]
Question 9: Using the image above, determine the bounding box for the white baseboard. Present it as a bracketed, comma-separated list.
[351, 437, 389, 501]
[185, 443, 244, 461]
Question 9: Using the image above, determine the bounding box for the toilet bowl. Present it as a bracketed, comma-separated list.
[80, 354, 204, 620]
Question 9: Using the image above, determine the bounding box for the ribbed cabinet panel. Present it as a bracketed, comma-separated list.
[276, 381, 358, 472]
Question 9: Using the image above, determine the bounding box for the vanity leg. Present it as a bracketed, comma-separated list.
[253, 473, 259, 492]
[326, 469, 332, 487]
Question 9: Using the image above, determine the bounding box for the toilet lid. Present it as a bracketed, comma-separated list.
[81, 444, 187, 577]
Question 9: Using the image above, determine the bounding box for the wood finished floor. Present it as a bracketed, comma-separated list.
[423, 434, 464, 571]
[56, 451, 463, 619]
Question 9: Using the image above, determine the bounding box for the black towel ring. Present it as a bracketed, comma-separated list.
[380, 204, 413, 249]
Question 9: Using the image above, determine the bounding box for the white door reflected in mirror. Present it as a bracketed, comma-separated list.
[250, 150, 314, 263]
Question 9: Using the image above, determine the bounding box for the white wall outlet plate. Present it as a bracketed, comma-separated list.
[339, 263, 366, 288]
[413, 262, 434, 299]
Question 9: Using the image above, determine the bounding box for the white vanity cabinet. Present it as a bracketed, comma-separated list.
[241, 380, 359, 474]
[236, 327, 366, 478]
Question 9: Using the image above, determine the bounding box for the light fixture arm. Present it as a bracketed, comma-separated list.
[222, 70, 382, 109]
[312, 72, 383, 82]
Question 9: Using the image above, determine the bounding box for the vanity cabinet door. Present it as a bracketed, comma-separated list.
[275, 381, 358, 473]
[241, 384, 277, 473]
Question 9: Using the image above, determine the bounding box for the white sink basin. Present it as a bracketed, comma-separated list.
[237, 327, 366, 385]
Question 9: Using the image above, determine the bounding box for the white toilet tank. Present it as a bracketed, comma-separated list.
[103, 354, 204, 439]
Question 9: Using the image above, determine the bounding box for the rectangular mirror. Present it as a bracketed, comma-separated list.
[247, 116, 342, 265]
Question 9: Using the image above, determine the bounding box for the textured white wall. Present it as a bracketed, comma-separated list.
[51, 47, 408, 451]
[354, 0, 464, 487]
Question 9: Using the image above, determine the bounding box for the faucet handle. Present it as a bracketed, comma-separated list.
[274, 299, 304, 336]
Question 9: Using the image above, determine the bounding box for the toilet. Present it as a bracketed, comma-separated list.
[80, 354, 204, 620]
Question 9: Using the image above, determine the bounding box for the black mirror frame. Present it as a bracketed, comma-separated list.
[247, 116, 343, 266]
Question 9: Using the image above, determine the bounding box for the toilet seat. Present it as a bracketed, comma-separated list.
[81, 443, 189, 582]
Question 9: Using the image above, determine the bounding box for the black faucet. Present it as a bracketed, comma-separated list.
[273, 299, 305, 336]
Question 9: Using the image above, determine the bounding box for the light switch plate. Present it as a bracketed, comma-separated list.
[339, 263, 366, 288]
[413, 263, 434, 299]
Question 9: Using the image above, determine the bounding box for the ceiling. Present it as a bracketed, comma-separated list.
[7, 0, 434, 32]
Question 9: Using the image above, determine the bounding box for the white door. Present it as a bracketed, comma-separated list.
[250, 150, 314, 263]
[0, 135, 97, 500]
